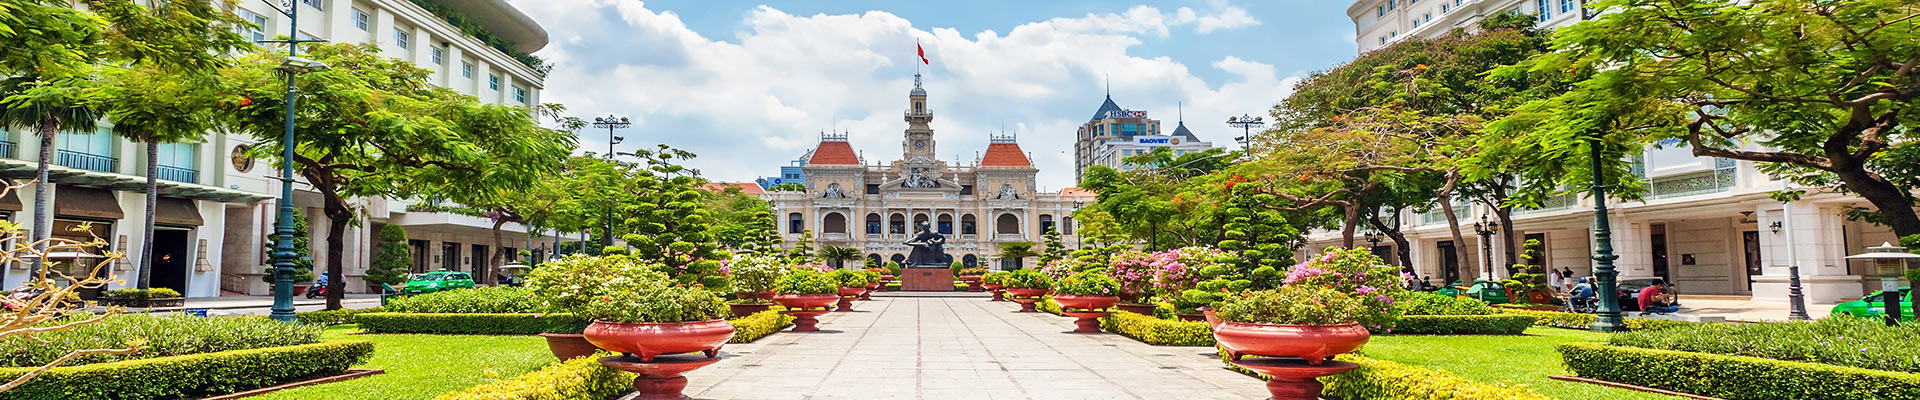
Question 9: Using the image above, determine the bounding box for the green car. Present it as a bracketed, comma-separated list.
[399, 271, 475, 295]
[1831, 287, 1913, 320]
[1435, 280, 1510, 304]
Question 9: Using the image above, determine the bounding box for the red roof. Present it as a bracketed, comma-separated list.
[702, 182, 765, 195]
[1058, 187, 1095, 198]
[809, 141, 860, 165]
[980, 143, 1031, 167]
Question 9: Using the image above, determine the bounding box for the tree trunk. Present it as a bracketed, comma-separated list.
[30, 118, 56, 273]
[1495, 206, 1520, 277]
[1831, 167, 1920, 238]
[1340, 202, 1360, 249]
[1366, 210, 1414, 275]
[136, 140, 159, 289]
[1436, 171, 1469, 285]
[323, 194, 351, 310]
[486, 218, 507, 286]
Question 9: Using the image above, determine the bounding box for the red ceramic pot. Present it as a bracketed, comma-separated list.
[960, 275, 984, 292]
[837, 286, 866, 297]
[583, 320, 736, 363]
[538, 333, 598, 360]
[1202, 307, 1220, 328]
[1213, 322, 1370, 365]
[981, 283, 1005, 291]
[1004, 288, 1050, 298]
[881, 274, 896, 281]
[1116, 303, 1157, 316]
[1052, 294, 1120, 311]
[772, 293, 838, 310]
[1175, 312, 1206, 322]
[728, 302, 773, 317]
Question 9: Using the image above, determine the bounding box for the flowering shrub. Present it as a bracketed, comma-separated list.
[1054, 272, 1120, 296]
[981, 271, 1010, 286]
[524, 254, 672, 314]
[578, 285, 729, 323]
[860, 269, 882, 284]
[1106, 251, 1159, 301]
[1152, 247, 1236, 295]
[956, 267, 990, 276]
[1214, 286, 1367, 326]
[827, 270, 871, 287]
[724, 254, 788, 297]
[1036, 259, 1080, 280]
[1001, 269, 1054, 289]
[777, 269, 838, 294]
[1283, 247, 1410, 330]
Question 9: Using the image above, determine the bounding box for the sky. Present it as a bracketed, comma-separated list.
[505, 0, 1361, 191]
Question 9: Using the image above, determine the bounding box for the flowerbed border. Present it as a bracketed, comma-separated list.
[435, 351, 630, 400]
[1222, 352, 1552, 400]
[0, 340, 374, 400]
[1558, 342, 1920, 400]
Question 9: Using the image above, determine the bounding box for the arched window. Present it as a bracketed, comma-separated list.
[1061, 216, 1075, 235]
[889, 213, 906, 235]
[962, 254, 978, 268]
[915, 101, 923, 112]
[937, 214, 954, 234]
[1039, 214, 1055, 234]
[995, 213, 1020, 235]
[912, 213, 929, 232]
[865, 213, 882, 235]
[890, 254, 906, 264]
[822, 212, 847, 234]
[867, 253, 882, 266]
[788, 212, 804, 234]
[961, 214, 977, 235]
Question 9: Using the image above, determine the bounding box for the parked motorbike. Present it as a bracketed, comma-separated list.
[305, 283, 328, 299]
[4, 284, 84, 314]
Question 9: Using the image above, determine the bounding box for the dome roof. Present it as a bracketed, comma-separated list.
[1089, 95, 1123, 121]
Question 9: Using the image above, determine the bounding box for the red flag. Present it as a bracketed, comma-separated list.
[917, 43, 929, 65]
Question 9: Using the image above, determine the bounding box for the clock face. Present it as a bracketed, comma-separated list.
[230, 145, 255, 173]
[914, 140, 926, 148]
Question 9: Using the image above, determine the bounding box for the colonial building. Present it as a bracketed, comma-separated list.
[1072, 96, 1218, 183]
[765, 76, 1094, 269]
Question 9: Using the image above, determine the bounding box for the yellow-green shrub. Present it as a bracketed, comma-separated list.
[1495, 309, 1707, 332]
[1559, 342, 1920, 400]
[434, 351, 631, 400]
[0, 341, 373, 400]
[1318, 354, 1553, 400]
[728, 310, 793, 343]
[1100, 310, 1214, 346]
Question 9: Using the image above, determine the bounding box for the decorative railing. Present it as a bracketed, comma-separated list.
[56, 150, 115, 173]
[822, 233, 848, 240]
[0, 140, 15, 159]
[1421, 205, 1470, 226]
[155, 165, 199, 183]
[1513, 193, 1579, 215]
[1649, 158, 1736, 199]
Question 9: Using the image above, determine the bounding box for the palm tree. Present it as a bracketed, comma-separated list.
[98, 65, 220, 289]
[819, 245, 861, 270]
[995, 242, 1039, 270]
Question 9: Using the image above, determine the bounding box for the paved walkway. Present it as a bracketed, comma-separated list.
[683, 297, 1269, 400]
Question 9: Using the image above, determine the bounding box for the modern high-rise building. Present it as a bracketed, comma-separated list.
[1072, 96, 1217, 183]
[0, 0, 563, 297]
[1328, 0, 1896, 304]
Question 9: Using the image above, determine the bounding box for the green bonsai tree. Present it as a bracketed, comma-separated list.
[365, 225, 412, 288]
[1501, 239, 1551, 304]
[788, 230, 817, 264]
[882, 261, 902, 276]
[1038, 226, 1070, 265]
[263, 209, 315, 282]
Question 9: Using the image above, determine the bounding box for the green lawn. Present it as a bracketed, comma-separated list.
[1361, 326, 1679, 400]
[251, 325, 554, 400]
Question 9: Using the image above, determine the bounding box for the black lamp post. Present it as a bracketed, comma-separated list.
[1845, 243, 1920, 326]
[1474, 214, 1498, 281]
[259, 0, 330, 323]
[1226, 114, 1264, 160]
[591, 115, 629, 255]
[1588, 136, 1624, 332]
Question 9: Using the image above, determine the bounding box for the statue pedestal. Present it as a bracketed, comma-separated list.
[899, 267, 956, 291]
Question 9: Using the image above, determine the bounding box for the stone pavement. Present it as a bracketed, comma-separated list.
[1673, 297, 1838, 322]
[683, 297, 1269, 400]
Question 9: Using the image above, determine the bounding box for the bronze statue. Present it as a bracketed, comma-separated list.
[903, 221, 947, 266]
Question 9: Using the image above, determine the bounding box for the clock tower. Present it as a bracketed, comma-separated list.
[903, 73, 936, 162]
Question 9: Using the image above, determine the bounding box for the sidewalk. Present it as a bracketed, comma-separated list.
[108, 294, 383, 315]
[1676, 298, 1837, 322]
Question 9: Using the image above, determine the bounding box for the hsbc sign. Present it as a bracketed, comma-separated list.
[1105, 110, 1148, 119]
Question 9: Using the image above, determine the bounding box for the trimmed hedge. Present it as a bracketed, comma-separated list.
[0, 340, 374, 400]
[1559, 342, 1920, 400]
[1389, 314, 1537, 335]
[435, 351, 631, 400]
[356, 312, 588, 335]
[1319, 354, 1554, 400]
[1036, 296, 1062, 315]
[385, 286, 541, 314]
[1495, 308, 1705, 331]
[728, 310, 793, 343]
[0, 314, 320, 368]
[296, 307, 386, 326]
[1099, 310, 1214, 346]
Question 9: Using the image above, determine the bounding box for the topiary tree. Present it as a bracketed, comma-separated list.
[1038, 226, 1070, 265]
[365, 225, 412, 288]
[787, 230, 817, 264]
[617, 146, 730, 290]
[263, 209, 314, 282]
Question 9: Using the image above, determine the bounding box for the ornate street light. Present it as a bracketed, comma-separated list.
[591, 115, 629, 255]
[1588, 136, 1624, 332]
[1226, 114, 1264, 160]
[259, 0, 330, 323]
[1474, 214, 1499, 281]
[1845, 243, 1920, 326]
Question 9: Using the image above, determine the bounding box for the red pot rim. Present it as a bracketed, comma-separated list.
[589, 319, 731, 326]
[1215, 321, 1363, 329]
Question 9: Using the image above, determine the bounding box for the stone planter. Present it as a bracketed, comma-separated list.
[861, 281, 882, 300]
[599, 354, 722, 400]
[1052, 294, 1119, 311]
[1175, 312, 1206, 322]
[291, 284, 312, 296]
[836, 286, 865, 312]
[1230, 357, 1361, 400]
[735, 291, 777, 302]
[1214, 322, 1370, 365]
[960, 275, 984, 292]
[728, 302, 773, 317]
[982, 283, 1006, 301]
[1004, 288, 1050, 312]
[1116, 303, 1157, 316]
[583, 320, 735, 363]
[538, 333, 598, 360]
[774, 293, 839, 332]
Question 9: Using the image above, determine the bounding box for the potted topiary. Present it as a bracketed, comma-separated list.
[957, 267, 989, 292]
[1053, 272, 1122, 333]
[981, 271, 1010, 301]
[865, 267, 891, 293]
[826, 270, 870, 311]
[859, 269, 884, 299]
[1001, 269, 1054, 312]
[773, 269, 840, 332]
[578, 281, 734, 362]
[725, 254, 788, 317]
[1212, 285, 1372, 364]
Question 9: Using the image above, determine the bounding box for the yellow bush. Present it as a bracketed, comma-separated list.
[1100, 310, 1214, 346]
[435, 352, 630, 400]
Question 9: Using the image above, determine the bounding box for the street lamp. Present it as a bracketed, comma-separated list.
[1474, 214, 1498, 281]
[591, 115, 629, 254]
[1226, 114, 1264, 160]
[260, 0, 330, 323]
[1845, 243, 1920, 326]
[1587, 135, 1624, 332]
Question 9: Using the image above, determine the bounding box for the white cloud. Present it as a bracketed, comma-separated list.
[511, 0, 1291, 190]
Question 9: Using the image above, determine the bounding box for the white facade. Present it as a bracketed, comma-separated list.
[1334, 0, 1897, 304]
[1073, 96, 1219, 183]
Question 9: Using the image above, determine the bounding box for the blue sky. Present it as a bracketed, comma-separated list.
[508, 0, 1361, 190]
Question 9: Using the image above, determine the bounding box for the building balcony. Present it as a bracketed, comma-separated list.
[0, 141, 15, 159]
[56, 150, 115, 173]
[995, 233, 1021, 240]
[822, 232, 849, 240]
[154, 165, 198, 184]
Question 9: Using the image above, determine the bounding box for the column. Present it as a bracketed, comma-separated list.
[1752, 203, 1861, 303]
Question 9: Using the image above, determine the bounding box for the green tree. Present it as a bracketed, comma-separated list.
[787, 229, 816, 264]
[1037, 226, 1069, 265]
[700, 183, 780, 253]
[365, 224, 411, 287]
[1496, 0, 1920, 236]
[618, 145, 731, 290]
[994, 241, 1038, 270]
[767, 182, 806, 191]
[819, 245, 860, 269]
[263, 208, 314, 282]
[222, 43, 571, 309]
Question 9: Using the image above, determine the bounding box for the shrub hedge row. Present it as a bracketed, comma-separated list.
[1494, 308, 1703, 331]
[1388, 314, 1537, 335]
[356, 312, 589, 335]
[434, 351, 631, 400]
[0, 340, 374, 400]
[1559, 342, 1920, 400]
[1036, 296, 1062, 315]
[1319, 354, 1554, 400]
[1099, 310, 1214, 346]
[0, 314, 321, 368]
[296, 307, 387, 326]
[728, 310, 794, 343]
[384, 286, 542, 314]
[1609, 316, 1920, 373]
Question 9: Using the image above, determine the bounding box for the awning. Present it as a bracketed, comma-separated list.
[0, 188, 19, 212]
[154, 197, 203, 226]
[54, 186, 124, 220]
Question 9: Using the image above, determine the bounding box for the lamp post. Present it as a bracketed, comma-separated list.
[260, 0, 330, 323]
[1474, 214, 1498, 281]
[1588, 136, 1624, 332]
[1226, 114, 1264, 160]
[591, 115, 629, 255]
[1845, 243, 1920, 326]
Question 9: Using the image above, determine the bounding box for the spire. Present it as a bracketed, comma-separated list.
[910, 73, 926, 96]
[1178, 101, 1184, 123]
